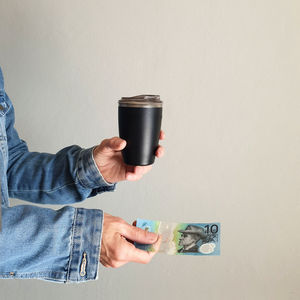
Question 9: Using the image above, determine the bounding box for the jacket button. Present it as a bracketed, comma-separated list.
[0, 105, 3, 111]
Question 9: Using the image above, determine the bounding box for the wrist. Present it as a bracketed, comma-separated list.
[91, 146, 115, 185]
[77, 146, 115, 189]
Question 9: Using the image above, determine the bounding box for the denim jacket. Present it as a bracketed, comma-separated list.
[0, 66, 116, 283]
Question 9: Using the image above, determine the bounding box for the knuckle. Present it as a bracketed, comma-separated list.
[110, 260, 125, 269]
[112, 216, 124, 224]
[110, 261, 119, 268]
[99, 139, 109, 151]
[111, 247, 124, 261]
[131, 228, 140, 241]
[143, 256, 152, 264]
[107, 257, 117, 268]
[110, 247, 119, 258]
[117, 222, 127, 233]
[100, 138, 108, 146]
[117, 217, 126, 224]
[115, 250, 123, 261]
[111, 217, 125, 228]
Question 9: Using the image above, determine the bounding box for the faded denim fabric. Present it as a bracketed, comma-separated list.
[0, 66, 116, 283]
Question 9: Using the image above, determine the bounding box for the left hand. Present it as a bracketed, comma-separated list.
[93, 130, 165, 183]
[100, 213, 161, 268]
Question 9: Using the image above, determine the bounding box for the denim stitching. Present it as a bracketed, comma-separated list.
[0, 271, 66, 277]
[76, 149, 89, 188]
[95, 211, 104, 280]
[66, 208, 77, 282]
[0, 272, 95, 282]
[8, 181, 77, 192]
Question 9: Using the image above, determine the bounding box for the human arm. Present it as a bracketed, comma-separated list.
[5, 91, 165, 204]
[5, 92, 115, 205]
[0, 207, 161, 281]
[0, 205, 103, 283]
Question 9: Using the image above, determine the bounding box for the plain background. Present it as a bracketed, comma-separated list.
[0, 1, 300, 299]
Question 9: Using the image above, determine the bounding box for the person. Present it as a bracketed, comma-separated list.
[0, 66, 164, 283]
[178, 225, 207, 253]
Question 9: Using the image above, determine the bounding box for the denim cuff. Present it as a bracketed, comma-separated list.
[77, 146, 116, 191]
[67, 208, 103, 283]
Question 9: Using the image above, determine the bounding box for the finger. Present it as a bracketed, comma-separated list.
[100, 256, 111, 268]
[159, 130, 165, 140]
[151, 234, 162, 253]
[125, 165, 136, 181]
[133, 166, 144, 176]
[109, 137, 126, 151]
[141, 165, 153, 174]
[125, 165, 135, 173]
[100, 137, 126, 153]
[125, 165, 152, 181]
[125, 172, 143, 181]
[101, 256, 127, 269]
[155, 146, 164, 158]
[127, 220, 137, 244]
[122, 240, 154, 264]
[134, 165, 153, 175]
[124, 235, 162, 264]
[120, 223, 159, 244]
[109, 260, 128, 268]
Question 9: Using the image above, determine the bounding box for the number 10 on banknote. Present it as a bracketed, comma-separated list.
[135, 219, 220, 256]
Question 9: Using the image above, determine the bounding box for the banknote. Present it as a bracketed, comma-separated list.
[135, 219, 220, 255]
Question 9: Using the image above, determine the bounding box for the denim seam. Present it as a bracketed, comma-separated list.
[76, 149, 89, 189]
[7, 181, 77, 193]
[0, 271, 66, 278]
[99, 213, 104, 261]
[95, 212, 104, 280]
[66, 208, 77, 282]
[0, 272, 96, 283]
[8, 179, 114, 195]
[76, 147, 102, 189]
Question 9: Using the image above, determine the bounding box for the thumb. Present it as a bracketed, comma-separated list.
[109, 137, 126, 151]
[121, 224, 159, 244]
[99, 137, 126, 153]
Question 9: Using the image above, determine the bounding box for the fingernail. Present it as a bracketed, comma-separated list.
[148, 232, 159, 242]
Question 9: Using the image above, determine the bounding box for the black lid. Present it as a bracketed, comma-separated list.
[119, 95, 162, 108]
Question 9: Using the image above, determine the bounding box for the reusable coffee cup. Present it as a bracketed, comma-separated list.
[118, 95, 163, 166]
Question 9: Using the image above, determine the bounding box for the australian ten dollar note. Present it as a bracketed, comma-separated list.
[135, 219, 220, 255]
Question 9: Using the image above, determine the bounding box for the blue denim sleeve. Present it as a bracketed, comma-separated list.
[0, 69, 107, 283]
[5, 92, 116, 204]
[0, 205, 103, 283]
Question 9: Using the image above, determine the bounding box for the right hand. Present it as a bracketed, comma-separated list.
[100, 213, 161, 268]
[93, 130, 165, 183]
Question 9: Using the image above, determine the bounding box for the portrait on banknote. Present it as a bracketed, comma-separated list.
[178, 225, 209, 253]
[135, 219, 220, 256]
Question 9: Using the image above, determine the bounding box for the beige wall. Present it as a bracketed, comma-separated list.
[0, 0, 300, 299]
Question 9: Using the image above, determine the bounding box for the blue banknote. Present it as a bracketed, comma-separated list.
[135, 219, 220, 255]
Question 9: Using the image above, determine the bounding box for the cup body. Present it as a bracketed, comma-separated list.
[118, 95, 163, 166]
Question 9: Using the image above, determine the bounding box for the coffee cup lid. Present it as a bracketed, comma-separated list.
[119, 95, 163, 108]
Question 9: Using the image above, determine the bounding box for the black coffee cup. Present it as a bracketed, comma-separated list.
[118, 95, 163, 166]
